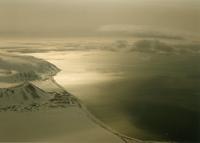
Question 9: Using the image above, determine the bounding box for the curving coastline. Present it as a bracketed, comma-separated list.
[51, 77, 142, 143]
[0, 53, 171, 143]
[52, 76, 173, 143]
[0, 53, 130, 143]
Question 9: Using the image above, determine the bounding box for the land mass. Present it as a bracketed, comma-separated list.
[0, 52, 146, 143]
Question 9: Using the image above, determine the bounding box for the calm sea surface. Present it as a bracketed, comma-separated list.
[31, 50, 200, 142]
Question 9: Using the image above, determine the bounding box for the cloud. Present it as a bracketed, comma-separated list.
[0, 39, 131, 53]
[0, 39, 200, 55]
[131, 39, 200, 55]
[98, 24, 196, 40]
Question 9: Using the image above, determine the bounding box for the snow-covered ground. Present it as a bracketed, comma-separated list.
[0, 108, 126, 143]
[0, 52, 142, 143]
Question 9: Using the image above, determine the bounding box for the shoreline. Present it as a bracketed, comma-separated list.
[0, 52, 172, 143]
[51, 77, 142, 143]
[51, 77, 172, 143]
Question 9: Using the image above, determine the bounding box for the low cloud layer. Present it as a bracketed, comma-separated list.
[131, 40, 200, 54]
[98, 24, 199, 40]
[0, 38, 199, 55]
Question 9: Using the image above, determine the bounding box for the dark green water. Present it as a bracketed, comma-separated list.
[55, 53, 200, 142]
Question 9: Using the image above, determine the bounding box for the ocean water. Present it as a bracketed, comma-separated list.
[31, 50, 200, 142]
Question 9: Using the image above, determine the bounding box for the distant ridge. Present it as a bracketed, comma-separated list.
[0, 52, 60, 83]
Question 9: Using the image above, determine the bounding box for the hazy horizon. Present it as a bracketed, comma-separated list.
[0, 0, 199, 39]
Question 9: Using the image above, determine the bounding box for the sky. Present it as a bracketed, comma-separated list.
[0, 0, 199, 38]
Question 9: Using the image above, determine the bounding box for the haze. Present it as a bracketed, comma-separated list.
[0, 0, 199, 38]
